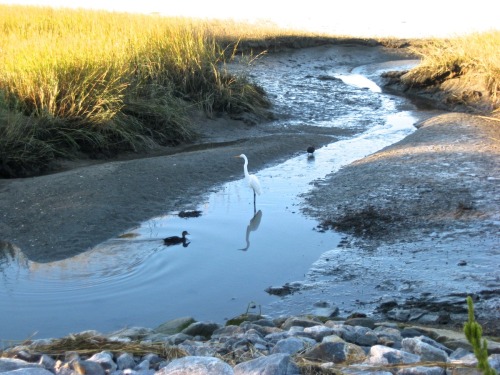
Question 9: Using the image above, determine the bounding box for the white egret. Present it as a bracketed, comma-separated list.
[163, 231, 190, 247]
[235, 154, 261, 210]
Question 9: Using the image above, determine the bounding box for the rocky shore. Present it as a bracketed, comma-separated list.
[2, 313, 500, 375]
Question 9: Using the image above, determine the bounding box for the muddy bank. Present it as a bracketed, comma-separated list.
[300, 112, 500, 334]
[303, 112, 500, 245]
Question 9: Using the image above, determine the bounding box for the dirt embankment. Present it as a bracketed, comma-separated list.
[303, 112, 500, 245]
[301, 112, 500, 335]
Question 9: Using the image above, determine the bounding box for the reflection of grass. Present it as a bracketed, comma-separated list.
[400, 31, 500, 111]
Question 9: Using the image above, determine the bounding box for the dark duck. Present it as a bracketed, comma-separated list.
[307, 146, 315, 158]
[163, 231, 190, 247]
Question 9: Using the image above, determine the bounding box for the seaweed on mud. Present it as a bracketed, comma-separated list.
[319, 205, 402, 238]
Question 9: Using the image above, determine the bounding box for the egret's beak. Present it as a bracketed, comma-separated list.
[234, 155, 241, 158]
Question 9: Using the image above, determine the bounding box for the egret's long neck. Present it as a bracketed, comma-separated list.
[243, 158, 249, 178]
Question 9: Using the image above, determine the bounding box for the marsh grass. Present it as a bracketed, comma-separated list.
[401, 31, 500, 107]
[1, 6, 499, 177]
[0, 5, 278, 177]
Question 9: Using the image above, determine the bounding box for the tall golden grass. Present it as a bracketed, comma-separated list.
[0, 5, 275, 177]
[1, 4, 499, 177]
[401, 31, 500, 105]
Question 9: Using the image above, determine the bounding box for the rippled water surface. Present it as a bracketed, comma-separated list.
[1, 46, 441, 341]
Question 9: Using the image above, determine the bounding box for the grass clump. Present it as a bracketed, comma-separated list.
[2, 331, 188, 360]
[400, 31, 500, 111]
[0, 5, 272, 177]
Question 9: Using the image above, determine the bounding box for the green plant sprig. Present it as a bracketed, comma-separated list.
[464, 296, 497, 375]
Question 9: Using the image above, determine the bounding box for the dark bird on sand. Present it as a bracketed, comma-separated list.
[307, 146, 315, 158]
[164, 231, 190, 246]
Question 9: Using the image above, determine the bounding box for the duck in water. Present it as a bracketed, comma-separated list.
[163, 231, 190, 247]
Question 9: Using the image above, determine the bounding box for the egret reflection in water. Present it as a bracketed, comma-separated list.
[239, 209, 263, 251]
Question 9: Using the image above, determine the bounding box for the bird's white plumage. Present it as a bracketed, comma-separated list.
[236, 153, 261, 195]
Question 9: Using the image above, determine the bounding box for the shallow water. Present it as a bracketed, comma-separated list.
[1, 46, 442, 342]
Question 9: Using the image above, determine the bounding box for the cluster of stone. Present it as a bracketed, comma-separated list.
[2, 315, 499, 375]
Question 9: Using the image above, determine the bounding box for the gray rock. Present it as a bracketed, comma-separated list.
[228, 330, 269, 354]
[489, 353, 500, 372]
[387, 309, 411, 321]
[88, 352, 117, 372]
[233, 353, 300, 375]
[251, 318, 277, 328]
[134, 360, 149, 371]
[116, 353, 136, 370]
[311, 301, 340, 318]
[271, 337, 306, 355]
[365, 345, 421, 365]
[303, 325, 335, 342]
[0, 359, 42, 372]
[157, 356, 233, 375]
[64, 353, 80, 363]
[142, 354, 161, 369]
[239, 322, 278, 337]
[343, 326, 378, 347]
[303, 341, 349, 363]
[178, 341, 218, 357]
[38, 355, 56, 371]
[373, 326, 403, 347]
[448, 347, 472, 360]
[213, 325, 245, 337]
[280, 316, 322, 330]
[418, 336, 453, 354]
[1, 369, 54, 375]
[165, 333, 192, 345]
[264, 331, 290, 344]
[73, 360, 106, 375]
[141, 333, 170, 342]
[396, 366, 446, 374]
[414, 313, 450, 325]
[181, 322, 221, 338]
[400, 328, 424, 338]
[108, 327, 153, 340]
[345, 317, 376, 329]
[154, 317, 196, 335]
[358, 327, 378, 346]
[401, 338, 448, 362]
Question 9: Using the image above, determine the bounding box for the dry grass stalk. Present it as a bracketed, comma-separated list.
[17, 333, 187, 360]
